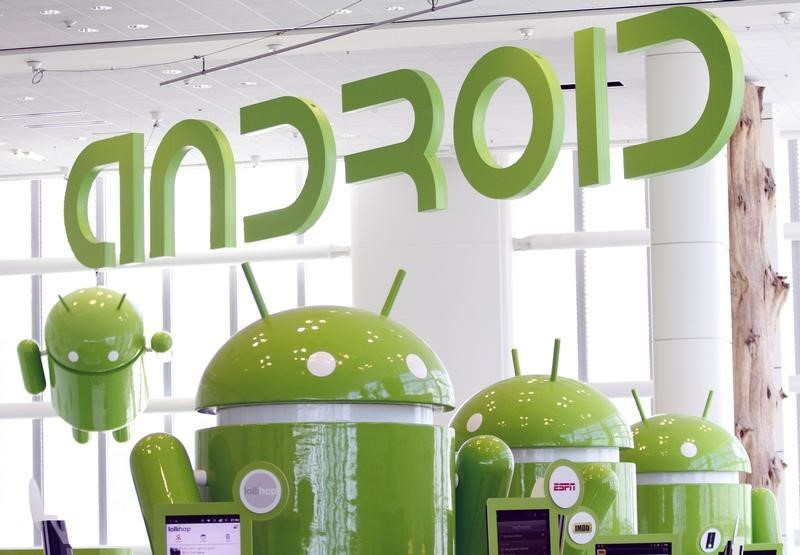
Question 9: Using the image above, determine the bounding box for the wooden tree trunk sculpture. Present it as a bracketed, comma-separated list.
[728, 81, 789, 493]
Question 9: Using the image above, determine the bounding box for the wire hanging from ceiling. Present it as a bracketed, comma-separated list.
[29, 0, 365, 84]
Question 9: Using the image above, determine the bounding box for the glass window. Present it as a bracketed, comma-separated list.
[584, 247, 651, 382]
[511, 149, 575, 237]
[512, 250, 579, 379]
[42, 417, 100, 545]
[0, 421, 34, 546]
[582, 149, 647, 232]
[106, 413, 164, 545]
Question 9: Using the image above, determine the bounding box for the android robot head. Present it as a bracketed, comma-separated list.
[17, 287, 171, 443]
[450, 341, 637, 539]
[621, 390, 758, 555]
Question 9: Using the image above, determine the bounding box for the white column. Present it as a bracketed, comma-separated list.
[646, 44, 734, 427]
[350, 155, 513, 415]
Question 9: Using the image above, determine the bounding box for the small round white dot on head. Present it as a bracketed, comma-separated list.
[107, 350, 119, 362]
[466, 412, 483, 433]
[406, 353, 428, 378]
[68, 351, 79, 363]
[680, 441, 698, 458]
[307, 351, 336, 377]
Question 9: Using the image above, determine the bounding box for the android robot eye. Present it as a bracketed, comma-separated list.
[108, 350, 119, 362]
[67, 351, 79, 363]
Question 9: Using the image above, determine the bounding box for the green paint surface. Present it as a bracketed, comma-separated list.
[455, 436, 514, 555]
[241, 96, 336, 242]
[196, 422, 454, 554]
[637, 483, 752, 554]
[343, 69, 446, 211]
[617, 6, 744, 179]
[453, 46, 564, 199]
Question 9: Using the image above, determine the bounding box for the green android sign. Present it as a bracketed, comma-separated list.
[64, 6, 742, 269]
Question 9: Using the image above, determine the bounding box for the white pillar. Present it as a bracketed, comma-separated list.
[646, 44, 734, 427]
[350, 155, 513, 416]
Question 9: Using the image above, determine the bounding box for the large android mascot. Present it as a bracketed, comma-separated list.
[623, 390, 782, 555]
[131, 264, 514, 554]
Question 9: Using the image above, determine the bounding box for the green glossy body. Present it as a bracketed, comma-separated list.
[751, 488, 781, 543]
[455, 436, 514, 555]
[196, 422, 454, 554]
[636, 483, 752, 554]
[509, 461, 638, 535]
[48, 357, 147, 432]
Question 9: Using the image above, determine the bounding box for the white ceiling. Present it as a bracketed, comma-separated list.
[0, 0, 797, 176]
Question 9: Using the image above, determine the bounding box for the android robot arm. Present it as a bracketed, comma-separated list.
[17, 339, 46, 395]
[148, 331, 173, 354]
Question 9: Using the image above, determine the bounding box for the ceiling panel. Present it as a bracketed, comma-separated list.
[0, 0, 796, 176]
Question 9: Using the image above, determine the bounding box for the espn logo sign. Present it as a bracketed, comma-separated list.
[552, 482, 576, 492]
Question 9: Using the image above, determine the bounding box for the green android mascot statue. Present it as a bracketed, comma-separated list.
[131, 264, 514, 554]
[17, 287, 172, 443]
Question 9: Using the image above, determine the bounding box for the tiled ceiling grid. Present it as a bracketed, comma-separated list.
[0, 0, 795, 176]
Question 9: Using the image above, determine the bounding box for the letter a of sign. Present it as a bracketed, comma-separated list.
[617, 6, 744, 179]
[64, 133, 144, 268]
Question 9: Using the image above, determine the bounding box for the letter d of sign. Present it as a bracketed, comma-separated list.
[240, 97, 336, 243]
[617, 6, 744, 179]
[64, 133, 144, 268]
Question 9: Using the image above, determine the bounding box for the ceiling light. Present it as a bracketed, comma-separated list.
[16, 96, 35, 102]
[78, 27, 99, 33]
[192, 83, 212, 89]
[11, 149, 47, 162]
[385, 6, 405, 11]
[24, 120, 107, 129]
[519, 28, 533, 40]
[340, 132, 357, 139]
[0, 109, 82, 120]
[267, 43, 282, 52]
[332, 8, 352, 14]
[91, 5, 113, 10]
[162, 68, 182, 75]
[240, 81, 257, 86]
[127, 23, 149, 30]
[779, 11, 795, 24]
[73, 136, 87, 142]
[39, 9, 61, 15]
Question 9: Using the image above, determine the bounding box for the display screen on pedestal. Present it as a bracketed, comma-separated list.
[593, 535, 676, 555]
[495, 509, 551, 553]
[165, 514, 241, 554]
[487, 498, 559, 555]
[153, 503, 253, 555]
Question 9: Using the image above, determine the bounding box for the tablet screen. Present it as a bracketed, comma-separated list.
[165, 513, 241, 554]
